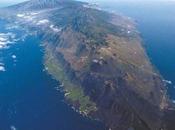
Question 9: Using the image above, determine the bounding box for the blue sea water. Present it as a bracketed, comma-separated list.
[97, 1, 175, 100]
[0, 20, 106, 130]
[1, 1, 175, 129]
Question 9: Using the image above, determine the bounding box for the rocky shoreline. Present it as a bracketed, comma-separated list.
[1, 0, 175, 129]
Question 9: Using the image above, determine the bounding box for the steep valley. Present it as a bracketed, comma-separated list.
[1, 0, 175, 130]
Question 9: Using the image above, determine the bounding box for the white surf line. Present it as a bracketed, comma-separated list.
[163, 79, 173, 85]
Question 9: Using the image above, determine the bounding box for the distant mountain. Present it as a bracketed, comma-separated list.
[6, 0, 82, 11]
[2, 0, 175, 130]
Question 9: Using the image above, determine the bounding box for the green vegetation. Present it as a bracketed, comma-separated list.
[44, 46, 97, 114]
[51, 5, 125, 47]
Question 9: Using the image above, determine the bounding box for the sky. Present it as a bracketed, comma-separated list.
[0, 0, 28, 7]
[0, 0, 174, 6]
[79, 0, 175, 2]
[0, 0, 175, 2]
[0, 0, 28, 5]
[0, 0, 27, 3]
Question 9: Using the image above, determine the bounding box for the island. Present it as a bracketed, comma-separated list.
[1, 0, 175, 130]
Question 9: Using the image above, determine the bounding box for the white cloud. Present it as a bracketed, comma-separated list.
[0, 66, 5, 72]
[36, 19, 50, 25]
[0, 32, 17, 49]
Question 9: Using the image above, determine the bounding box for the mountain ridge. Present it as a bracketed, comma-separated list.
[1, 0, 175, 130]
[5, 0, 81, 11]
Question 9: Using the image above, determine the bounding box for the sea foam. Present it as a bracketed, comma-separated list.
[163, 79, 173, 85]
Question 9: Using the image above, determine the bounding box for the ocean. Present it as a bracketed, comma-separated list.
[0, 16, 105, 130]
[0, 1, 175, 129]
[96, 1, 175, 100]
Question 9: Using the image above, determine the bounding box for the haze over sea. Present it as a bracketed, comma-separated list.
[92, 0, 175, 101]
[0, 0, 175, 129]
[0, 2, 106, 130]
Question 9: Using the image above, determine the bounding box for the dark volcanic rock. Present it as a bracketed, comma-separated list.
[2, 0, 175, 130]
